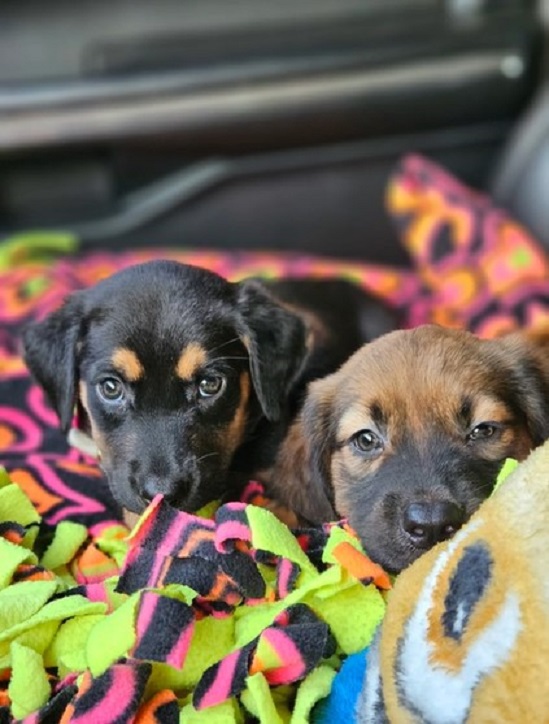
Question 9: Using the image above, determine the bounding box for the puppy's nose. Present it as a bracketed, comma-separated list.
[403, 501, 465, 549]
[141, 476, 186, 505]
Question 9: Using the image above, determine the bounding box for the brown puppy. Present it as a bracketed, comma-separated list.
[270, 324, 549, 573]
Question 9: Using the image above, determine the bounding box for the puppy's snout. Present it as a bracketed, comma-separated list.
[141, 476, 188, 505]
[402, 500, 465, 549]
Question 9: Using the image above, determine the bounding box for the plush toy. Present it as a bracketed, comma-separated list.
[320, 444, 549, 723]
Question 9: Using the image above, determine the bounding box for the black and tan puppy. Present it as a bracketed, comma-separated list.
[22, 260, 396, 518]
[270, 324, 549, 573]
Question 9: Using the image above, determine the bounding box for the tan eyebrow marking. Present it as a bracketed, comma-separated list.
[338, 406, 373, 442]
[472, 397, 514, 425]
[111, 347, 144, 382]
[176, 343, 207, 380]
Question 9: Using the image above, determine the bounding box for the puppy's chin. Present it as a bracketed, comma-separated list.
[107, 472, 223, 516]
[122, 509, 141, 530]
[358, 532, 424, 575]
[108, 482, 147, 517]
[348, 512, 435, 574]
[351, 507, 479, 574]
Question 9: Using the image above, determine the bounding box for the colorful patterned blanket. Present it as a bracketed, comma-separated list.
[1, 154, 549, 721]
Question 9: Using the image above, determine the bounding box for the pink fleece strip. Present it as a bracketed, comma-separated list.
[197, 650, 240, 709]
[146, 500, 189, 586]
[71, 666, 138, 723]
[134, 591, 159, 648]
[166, 620, 194, 668]
[277, 559, 294, 598]
[215, 520, 251, 552]
[261, 628, 306, 685]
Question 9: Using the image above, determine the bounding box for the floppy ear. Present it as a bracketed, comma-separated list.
[21, 295, 84, 432]
[492, 327, 549, 446]
[236, 280, 308, 422]
[269, 376, 337, 524]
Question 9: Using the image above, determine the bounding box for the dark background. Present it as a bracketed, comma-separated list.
[0, 0, 545, 267]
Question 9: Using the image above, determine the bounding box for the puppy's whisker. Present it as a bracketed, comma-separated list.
[206, 337, 242, 355]
[207, 355, 249, 364]
[474, 481, 499, 494]
[197, 451, 220, 464]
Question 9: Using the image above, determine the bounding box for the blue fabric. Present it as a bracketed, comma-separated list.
[313, 648, 369, 723]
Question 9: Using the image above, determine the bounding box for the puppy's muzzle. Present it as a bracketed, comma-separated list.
[133, 457, 199, 507]
[141, 475, 190, 505]
[402, 500, 465, 549]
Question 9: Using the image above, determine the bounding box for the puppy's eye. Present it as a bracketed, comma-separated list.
[198, 374, 226, 398]
[351, 429, 384, 456]
[467, 423, 498, 442]
[97, 377, 125, 402]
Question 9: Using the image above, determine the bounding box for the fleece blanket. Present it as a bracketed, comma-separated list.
[0, 469, 392, 722]
[1, 154, 549, 721]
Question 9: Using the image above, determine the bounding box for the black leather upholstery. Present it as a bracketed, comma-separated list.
[492, 85, 549, 251]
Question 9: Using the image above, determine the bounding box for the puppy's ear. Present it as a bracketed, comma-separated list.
[22, 295, 84, 432]
[236, 280, 308, 422]
[270, 376, 337, 524]
[492, 327, 549, 446]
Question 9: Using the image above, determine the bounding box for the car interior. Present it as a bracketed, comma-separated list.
[1, 0, 546, 262]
